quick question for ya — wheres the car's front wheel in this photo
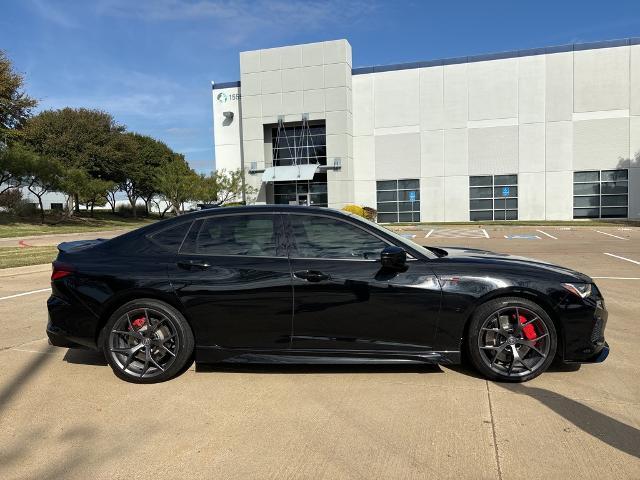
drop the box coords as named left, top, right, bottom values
left=103, top=299, right=194, bottom=383
left=467, top=297, right=557, bottom=382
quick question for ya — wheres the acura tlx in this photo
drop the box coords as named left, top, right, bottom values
left=47, top=205, right=608, bottom=383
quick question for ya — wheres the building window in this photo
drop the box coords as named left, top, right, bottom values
left=49, top=203, right=63, bottom=210
left=271, top=122, right=326, bottom=167
left=273, top=172, right=328, bottom=207
left=469, top=175, right=518, bottom=221
left=376, top=179, right=420, bottom=223
left=573, top=170, right=628, bottom=219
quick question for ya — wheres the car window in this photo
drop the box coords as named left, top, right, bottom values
left=181, top=214, right=281, bottom=257
left=289, top=214, right=388, bottom=259
left=148, top=222, right=192, bottom=252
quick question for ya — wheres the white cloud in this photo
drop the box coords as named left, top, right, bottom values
left=96, top=0, right=377, bottom=45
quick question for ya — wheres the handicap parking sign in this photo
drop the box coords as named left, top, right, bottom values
left=502, top=187, right=510, bottom=197
left=409, top=191, right=416, bottom=202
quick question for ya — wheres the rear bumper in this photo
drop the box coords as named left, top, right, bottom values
left=47, top=295, right=100, bottom=350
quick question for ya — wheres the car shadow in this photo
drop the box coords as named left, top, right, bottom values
left=495, top=382, right=640, bottom=459
left=63, top=348, right=107, bottom=366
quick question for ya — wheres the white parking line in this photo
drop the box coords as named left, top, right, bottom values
left=536, top=230, right=558, bottom=240
left=592, top=276, right=640, bottom=280
left=0, top=288, right=51, bottom=301
left=596, top=230, right=627, bottom=240
left=425, top=229, right=434, bottom=238
left=603, top=253, right=640, bottom=265
left=481, top=229, right=490, bottom=239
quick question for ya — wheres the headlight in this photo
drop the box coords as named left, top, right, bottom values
left=562, top=282, right=592, bottom=299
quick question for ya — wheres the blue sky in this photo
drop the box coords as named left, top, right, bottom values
left=2, top=0, right=639, bottom=173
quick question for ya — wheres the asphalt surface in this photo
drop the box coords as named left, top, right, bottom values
left=0, top=226, right=639, bottom=479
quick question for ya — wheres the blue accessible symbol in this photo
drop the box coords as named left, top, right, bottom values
left=409, top=191, right=416, bottom=202
left=502, top=186, right=510, bottom=197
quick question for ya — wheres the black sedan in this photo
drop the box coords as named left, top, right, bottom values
left=47, top=205, right=609, bottom=383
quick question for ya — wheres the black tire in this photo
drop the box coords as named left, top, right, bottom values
left=466, top=297, right=557, bottom=382
left=102, top=299, right=194, bottom=384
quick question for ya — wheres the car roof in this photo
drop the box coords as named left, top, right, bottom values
left=184, top=204, right=346, bottom=218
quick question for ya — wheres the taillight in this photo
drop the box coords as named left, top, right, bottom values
left=51, top=262, right=75, bottom=281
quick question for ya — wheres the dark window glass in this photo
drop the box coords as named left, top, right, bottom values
left=149, top=222, right=191, bottom=252
left=470, top=199, right=493, bottom=210
left=309, top=183, right=327, bottom=193
left=309, top=193, right=327, bottom=206
left=377, top=190, right=397, bottom=202
left=399, top=201, right=420, bottom=211
left=376, top=180, right=397, bottom=190
left=494, top=175, right=517, bottom=186
left=573, top=183, right=599, bottom=195
left=377, top=213, right=398, bottom=223
left=182, top=215, right=279, bottom=257
left=399, top=212, right=420, bottom=222
left=601, top=195, right=628, bottom=207
left=505, top=210, right=518, bottom=220
left=376, top=202, right=397, bottom=213
left=470, top=187, right=493, bottom=199
left=470, top=210, right=493, bottom=221
left=574, top=196, right=599, bottom=208
left=574, top=171, right=599, bottom=182
left=290, top=215, right=387, bottom=259
left=601, top=207, right=628, bottom=218
left=602, top=170, right=628, bottom=181
left=574, top=208, right=599, bottom=218
left=601, top=181, right=628, bottom=194
left=398, top=179, right=419, bottom=189
left=470, top=176, right=492, bottom=187
left=398, top=190, right=420, bottom=201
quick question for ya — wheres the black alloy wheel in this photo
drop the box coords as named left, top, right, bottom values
left=467, top=297, right=557, bottom=382
left=103, top=299, right=194, bottom=383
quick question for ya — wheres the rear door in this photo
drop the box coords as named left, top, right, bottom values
left=167, top=212, right=293, bottom=350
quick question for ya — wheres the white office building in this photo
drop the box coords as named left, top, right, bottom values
left=212, top=38, right=640, bottom=222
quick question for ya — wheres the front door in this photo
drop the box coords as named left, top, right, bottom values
left=285, top=213, right=441, bottom=353
left=167, top=213, right=292, bottom=352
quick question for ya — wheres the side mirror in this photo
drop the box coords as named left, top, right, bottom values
left=380, top=246, right=407, bottom=271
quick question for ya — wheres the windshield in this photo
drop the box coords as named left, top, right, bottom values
left=341, top=212, right=440, bottom=259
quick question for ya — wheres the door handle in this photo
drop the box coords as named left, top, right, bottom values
left=177, top=260, right=211, bottom=271
left=294, top=270, right=330, bottom=282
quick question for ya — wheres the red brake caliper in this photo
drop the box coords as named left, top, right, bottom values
left=129, top=317, right=146, bottom=330
left=519, top=314, right=537, bottom=340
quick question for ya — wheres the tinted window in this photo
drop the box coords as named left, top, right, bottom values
left=182, top=215, right=280, bottom=257
left=148, top=222, right=192, bottom=252
left=290, top=215, right=388, bottom=259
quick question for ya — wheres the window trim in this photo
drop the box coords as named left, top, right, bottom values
left=376, top=179, right=421, bottom=223
left=469, top=174, right=518, bottom=221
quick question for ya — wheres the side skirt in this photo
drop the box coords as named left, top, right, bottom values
left=195, top=346, right=461, bottom=365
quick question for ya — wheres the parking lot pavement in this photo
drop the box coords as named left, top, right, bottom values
left=0, top=227, right=639, bottom=479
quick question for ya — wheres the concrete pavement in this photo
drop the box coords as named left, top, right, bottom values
left=0, top=226, right=638, bottom=479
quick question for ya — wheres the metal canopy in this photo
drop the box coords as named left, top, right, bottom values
left=261, top=164, right=319, bottom=183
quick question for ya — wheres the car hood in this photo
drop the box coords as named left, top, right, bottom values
left=434, top=246, right=592, bottom=282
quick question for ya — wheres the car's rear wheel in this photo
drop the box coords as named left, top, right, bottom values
left=467, top=297, right=556, bottom=382
left=103, top=299, right=194, bottom=383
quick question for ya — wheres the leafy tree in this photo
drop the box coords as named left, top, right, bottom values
left=0, top=50, right=37, bottom=131
left=104, top=183, right=120, bottom=214
left=194, top=169, right=251, bottom=206
left=154, top=155, right=198, bottom=215
left=22, top=150, right=63, bottom=223
left=113, top=132, right=173, bottom=217
left=78, top=176, right=116, bottom=216
left=0, top=142, right=31, bottom=194
left=22, top=108, right=124, bottom=212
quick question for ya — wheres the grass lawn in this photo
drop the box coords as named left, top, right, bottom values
left=0, top=212, right=157, bottom=238
left=0, top=246, right=58, bottom=269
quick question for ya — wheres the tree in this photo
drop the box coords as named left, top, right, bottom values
left=0, top=50, right=37, bottom=131
left=194, top=169, right=250, bottom=206
left=78, top=176, right=115, bottom=216
left=104, top=183, right=120, bottom=214
left=22, top=108, right=124, bottom=212
left=22, top=150, right=63, bottom=223
left=154, top=155, right=198, bottom=215
left=0, top=142, right=31, bottom=194
left=113, top=132, right=174, bottom=218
